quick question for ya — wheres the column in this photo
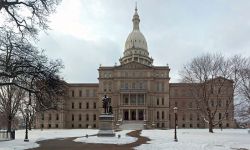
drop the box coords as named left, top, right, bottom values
left=136, top=109, right=138, bottom=120
left=128, top=109, right=131, bottom=120
left=136, top=94, right=138, bottom=105
left=144, top=94, right=146, bottom=105
left=144, top=109, right=146, bottom=121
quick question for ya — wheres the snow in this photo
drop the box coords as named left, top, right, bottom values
left=135, top=129, right=250, bottom=150
left=74, top=130, right=137, bottom=145
left=0, top=129, right=250, bottom=150
left=0, top=129, right=98, bottom=150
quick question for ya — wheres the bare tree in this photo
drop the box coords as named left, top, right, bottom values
left=180, top=54, right=242, bottom=133
left=0, top=83, right=25, bottom=131
left=0, top=29, right=65, bottom=131
left=236, top=58, right=250, bottom=123
left=0, top=0, right=61, bottom=37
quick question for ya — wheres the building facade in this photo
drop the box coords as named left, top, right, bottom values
left=35, top=7, right=235, bottom=129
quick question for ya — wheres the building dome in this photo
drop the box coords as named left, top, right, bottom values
left=120, top=6, right=153, bottom=66
left=124, top=30, right=148, bottom=52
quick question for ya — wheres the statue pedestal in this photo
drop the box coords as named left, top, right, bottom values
left=97, top=114, right=115, bottom=137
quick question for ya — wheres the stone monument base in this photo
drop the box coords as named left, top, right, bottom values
left=97, top=114, right=115, bottom=137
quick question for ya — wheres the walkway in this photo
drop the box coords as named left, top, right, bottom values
left=27, top=130, right=150, bottom=150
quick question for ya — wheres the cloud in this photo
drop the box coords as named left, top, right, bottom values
left=37, top=0, right=250, bottom=83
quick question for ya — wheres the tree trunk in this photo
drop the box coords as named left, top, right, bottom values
left=29, top=119, right=32, bottom=130
left=7, top=115, right=12, bottom=132
left=209, top=118, right=214, bottom=133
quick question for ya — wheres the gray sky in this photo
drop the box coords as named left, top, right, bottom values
left=38, top=0, right=250, bottom=83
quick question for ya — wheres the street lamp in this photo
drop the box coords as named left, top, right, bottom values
left=173, top=107, right=178, bottom=142
left=24, top=108, right=29, bottom=142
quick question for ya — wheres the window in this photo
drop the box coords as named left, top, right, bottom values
left=218, top=100, right=222, bottom=107
left=157, top=123, right=160, bottom=128
left=211, top=100, right=214, bottom=107
left=41, top=124, right=44, bottom=128
left=190, top=124, right=193, bottom=128
left=56, top=114, right=59, bottom=120
left=157, top=98, right=159, bottom=105
left=49, top=114, right=51, bottom=120
left=219, top=113, right=222, bottom=120
left=226, top=113, right=229, bottom=120
left=79, top=114, right=82, bottom=121
left=182, top=124, right=185, bottom=128
left=86, top=102, right=89, bottom=109
left=197, top=114, right=200, bottom=121
left=157, top=111, right=159, bottom=120
left=79, top=124, right=82, bottom=128
left=72, top=124, right=74, bottom=128
left=86, top=89, right=89, bottom=97
left=86, top=124, right=89, bottom=128
left=161, top=123, right=165, bottom=128
left=189, top=102, right=192, bottom=108
left=132, top=82, right=136, bottom=89
left=56, top=124, right=59, bottom=128
left=93, top=89, right=97, bottom=97
left=175, top=101, right=178, bottom=107
left=93, top=124, right=96, bottom=128
left=162, top=98, right=164, bottom=105
left=48, top=124, right=51, bottom=128
left=93, top=102, right=96, bottom=109
left=72, top=102, right=74, bottom=109
left=226, top=100, right=229, bottom=107
left=226, top=123, right=229, bottom=127
left=71, top=90, right=75, bottom=97
left=190, top=114, right=193, bottom=121
left=182, top=114, right=186, bottom=121
left=197, top=124, right=200, bottom=128
left=125, top=82, right=128, bottom=89
left=41, top=113, right=44, bottom=120
left=93, top=114, right=96, bottom=121
left=72, top=114, right=74, bottom=121
left=162, top=111, right=164, bottom=119
left=86, top=114, right=89, bottom=121
left=79, top=90, right=82, bottom=97
left=79, top=102, right=82, bottom=109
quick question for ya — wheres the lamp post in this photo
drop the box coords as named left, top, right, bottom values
left=24, top=108, right=29, bottom=142
left=173, top=107, right=178, bottom=142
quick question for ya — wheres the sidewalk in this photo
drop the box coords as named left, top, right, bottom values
left=27, top=130, right=149, bottom=150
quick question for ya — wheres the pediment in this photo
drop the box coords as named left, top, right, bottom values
left=116, top=61, right=152, bottom=69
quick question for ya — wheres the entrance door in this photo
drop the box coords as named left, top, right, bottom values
left=138, top=110, right=144, bottom=120
left=131, top=110, right=136, bottom=120
left=124, top=110, right=129, bottom=120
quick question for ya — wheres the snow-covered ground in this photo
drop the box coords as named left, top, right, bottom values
left=0, top=129, right=249, bottom=150
left=136, top=129, right=250, bottom=150
left=74, top=130, right=137, bottom=145
left=0, top=129, right=98, bottom=150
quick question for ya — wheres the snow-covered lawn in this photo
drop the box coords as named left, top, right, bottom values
left=74, top=130, right=137, bottom=145
left=0, top=129, right=249, bottom=150
left=0, top=129, right=98, bottom=150
left=136, top=129, right=250, bottom=150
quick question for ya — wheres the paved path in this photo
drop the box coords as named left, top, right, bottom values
left=27, top=130, right=149, bottom=150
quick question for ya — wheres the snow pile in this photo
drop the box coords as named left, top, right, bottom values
left=74, top=130, right=137, bottom=145
left=0, top=129, right=98, bottom=150
left=136, top=129, right=250, bottom=150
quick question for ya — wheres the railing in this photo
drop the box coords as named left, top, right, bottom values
left=120, top=88, right=147, bottom=93
left=121, top=103, right=145, bottom=106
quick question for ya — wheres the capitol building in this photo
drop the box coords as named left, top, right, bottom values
left=36, top=7, right=235, bottom=129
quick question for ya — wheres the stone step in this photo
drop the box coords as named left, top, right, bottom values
left=119, top=121, right=145, bottom=130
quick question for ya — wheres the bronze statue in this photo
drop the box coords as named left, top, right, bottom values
left=102, top=95, right=112, bottom=114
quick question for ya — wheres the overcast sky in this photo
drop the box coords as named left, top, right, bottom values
left=38, top=0, right=250, bottom=83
